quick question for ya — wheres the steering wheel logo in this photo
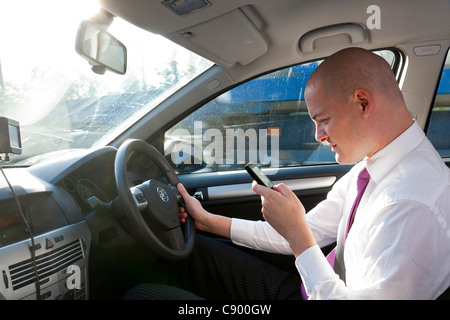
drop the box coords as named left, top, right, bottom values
left=157, top=186, right=169, bottom=202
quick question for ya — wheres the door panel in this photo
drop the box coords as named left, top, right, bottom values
left=178, top=164, right=351, bottom=222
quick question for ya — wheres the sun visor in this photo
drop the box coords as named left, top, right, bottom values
left=171, top=9, right=268, bottom=67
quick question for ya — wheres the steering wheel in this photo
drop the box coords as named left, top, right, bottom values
left=114, top=139, right=195, bottom=261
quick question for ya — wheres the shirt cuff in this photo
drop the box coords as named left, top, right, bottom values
left=230, top=218, right=292, bottom=254
left=295, top=245, right=338, bottom=297
left=230, top=218, right=254, bottom=248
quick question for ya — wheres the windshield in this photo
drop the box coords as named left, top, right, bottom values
left=0, top=0, right=213, bottom=166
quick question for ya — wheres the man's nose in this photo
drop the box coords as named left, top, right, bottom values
left=315, top=125, right=327, bottom=143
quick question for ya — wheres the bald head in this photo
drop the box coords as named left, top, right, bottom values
left=306, top=47, right=401, bottom=105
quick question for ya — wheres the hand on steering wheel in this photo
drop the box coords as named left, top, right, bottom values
left=115, top=139, right=195, bottom=261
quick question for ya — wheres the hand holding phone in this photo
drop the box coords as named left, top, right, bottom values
left=245, top=162, right=273, bottom=189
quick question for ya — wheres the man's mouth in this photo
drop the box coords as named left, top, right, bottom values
left=328, top=143, right=337, bottom=151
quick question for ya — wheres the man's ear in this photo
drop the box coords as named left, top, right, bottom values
left=354, top=89, right=372, bottom=116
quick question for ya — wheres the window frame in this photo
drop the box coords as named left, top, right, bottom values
left=425, top=47, right=450, bottom=159
left=162, top=48, right=404, bottom=175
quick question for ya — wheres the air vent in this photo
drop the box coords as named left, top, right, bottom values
left=8, top=240, right=84, bottom=291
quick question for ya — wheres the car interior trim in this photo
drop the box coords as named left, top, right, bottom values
left=207, top=176, right=337, bottom=201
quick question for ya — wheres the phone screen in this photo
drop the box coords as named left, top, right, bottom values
left=245, top=162, right=274, bottom=189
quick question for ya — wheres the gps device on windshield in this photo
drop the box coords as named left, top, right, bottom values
left=0, top=117, right=22, bottom=155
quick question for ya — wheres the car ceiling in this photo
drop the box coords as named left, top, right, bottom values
left=99, top=0, right=450, bottom=82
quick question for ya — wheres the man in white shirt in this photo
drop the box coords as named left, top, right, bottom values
left=175, top=47, right=450, bottom=299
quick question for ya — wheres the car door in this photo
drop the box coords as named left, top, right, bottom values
left=426, top=47, right=450, bottom=168
left=158, top=50, right=401, bottom=225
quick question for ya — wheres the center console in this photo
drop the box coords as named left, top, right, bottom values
left=0, top=221, right=91, bottom=300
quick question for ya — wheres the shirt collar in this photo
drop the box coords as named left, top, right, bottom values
left=364, top=121, right=425, bottom=184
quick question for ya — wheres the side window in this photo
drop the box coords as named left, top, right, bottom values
left=164, top=50, right=396, bottom=174
left=427, top=49, right=450, bottom=158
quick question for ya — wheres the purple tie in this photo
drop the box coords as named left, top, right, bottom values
left=301, top=166, right=370, bottom=299
left=344, top=167, right=370, bottom=241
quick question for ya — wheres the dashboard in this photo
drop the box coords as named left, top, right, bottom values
left=0, top=146, right=160, bottom=299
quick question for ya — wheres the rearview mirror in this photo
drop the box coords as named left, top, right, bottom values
left=75, top=20, right=127, bottom=75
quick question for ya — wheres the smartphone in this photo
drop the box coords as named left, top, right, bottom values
left=245, top=162, right=274, bottom=189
